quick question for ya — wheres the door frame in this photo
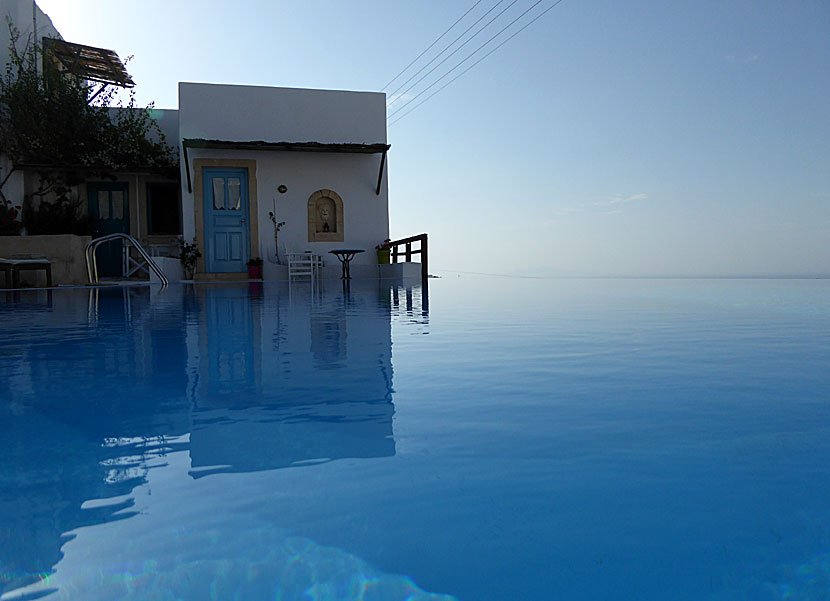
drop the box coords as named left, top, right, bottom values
left=87, top=181, right=131, bottom=277
left=193, top=159, right=259, bottom=275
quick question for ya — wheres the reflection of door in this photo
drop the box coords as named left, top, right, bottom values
left=88, top=182, right=129, bottom=277
left=203, top=168, right=249, bottom=273
left=204, top=286, right=255, bottom=397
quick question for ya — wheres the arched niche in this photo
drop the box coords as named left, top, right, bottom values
left=307, top=189, right=344, bottom=242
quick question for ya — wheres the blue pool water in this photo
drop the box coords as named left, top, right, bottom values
left=1, top=277, right=829, bottom=601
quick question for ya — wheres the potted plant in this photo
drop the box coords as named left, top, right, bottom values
left=179, top=238, right=201, bottom=280
left=247, top=257, right=264, bottom=279
left=376, top=238, right=392, bottom=264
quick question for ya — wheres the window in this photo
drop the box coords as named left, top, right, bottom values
left=147, top=183, right=181, bottom=235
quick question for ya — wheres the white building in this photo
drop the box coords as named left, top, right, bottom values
left=1, top=0, right=426, bottom=284
left=178, top=82, right=391, bottom=280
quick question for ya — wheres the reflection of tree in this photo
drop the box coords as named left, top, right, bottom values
left=0, top=287, right=191, bottom=596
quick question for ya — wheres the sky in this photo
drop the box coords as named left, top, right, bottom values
left=34, top=0, right=830, bottom=277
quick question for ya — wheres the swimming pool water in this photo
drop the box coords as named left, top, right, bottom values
left=1, top=277, right=829, bottom=600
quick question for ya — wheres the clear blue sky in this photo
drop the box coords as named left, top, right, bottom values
left=37, top=0, right=830, bottom=276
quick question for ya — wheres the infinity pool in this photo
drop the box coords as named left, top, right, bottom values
left=1, top=277, right=828, bottom=600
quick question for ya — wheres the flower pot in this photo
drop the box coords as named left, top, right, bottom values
left=247, top=265, right=263, bottom=279
left=377, top=249, right=391, bottom=264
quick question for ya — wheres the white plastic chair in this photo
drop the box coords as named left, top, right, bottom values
left=285, top=249, right=322, bottom=282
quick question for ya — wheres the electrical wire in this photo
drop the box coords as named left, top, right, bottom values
left=381, top=0, right=484, bottom=91
left=388, top=0, right=548, bottom=119
left=389, top=0, right=565, bottom=126
left=386, top=0, right=512, bottom=106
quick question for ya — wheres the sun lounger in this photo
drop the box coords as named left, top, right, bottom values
left=0, top=255, right=53, bottom=289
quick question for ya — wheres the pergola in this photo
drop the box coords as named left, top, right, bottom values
left=42, top=38, right=134, bottom=99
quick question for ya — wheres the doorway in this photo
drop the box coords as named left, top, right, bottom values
left=203, top=168, right=250, bottom=273
left=88, top=182, right=129, bottom=277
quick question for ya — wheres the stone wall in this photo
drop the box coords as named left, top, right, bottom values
left=0, top=235, right=92, bottom=287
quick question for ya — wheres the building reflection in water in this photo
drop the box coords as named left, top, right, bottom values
left=188, top=280, right=399, bottom=476
left=0, top=279, right=427, bottom=596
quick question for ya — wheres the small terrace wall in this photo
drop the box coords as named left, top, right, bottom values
left=0, top=234, right=92, bottom=286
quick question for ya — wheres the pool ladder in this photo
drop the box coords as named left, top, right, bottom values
left=85, top=233, right=169, bottom=286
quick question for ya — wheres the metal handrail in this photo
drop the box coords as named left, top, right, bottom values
left=85, top=233, right=169, bottom=286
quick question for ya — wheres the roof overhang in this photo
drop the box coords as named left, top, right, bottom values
left=181, top=138, right=391, bottom=195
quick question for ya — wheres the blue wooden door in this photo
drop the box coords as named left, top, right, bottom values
left=204, top=169, right=249, bottom=273
left=88, top=182, right=130, bottom=277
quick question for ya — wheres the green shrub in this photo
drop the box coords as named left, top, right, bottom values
left=22, top=195, right=91, bottom=235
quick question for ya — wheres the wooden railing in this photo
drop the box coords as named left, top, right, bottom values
left=389, top=233, right=428, bottom=285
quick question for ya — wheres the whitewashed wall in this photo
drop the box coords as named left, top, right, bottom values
left=0, top=0, right=62, bottom=67
left=0, top=1, right=61, bottom=208
left=178, top=82, right=386, bottom=144
left=179, top=83, right=389, bottom=275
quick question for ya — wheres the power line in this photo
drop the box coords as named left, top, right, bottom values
left=387, top=0, right=518, bottom=107
left=388, top=0, right=548, bottom=120
left=386, top=0, right=513, bottom=106
left=381, top=0, right=484, bottom=91
left=389, top=0, right=565, bottom=126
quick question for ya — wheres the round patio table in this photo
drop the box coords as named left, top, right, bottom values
left=329, top=249, right=364, bottom=280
